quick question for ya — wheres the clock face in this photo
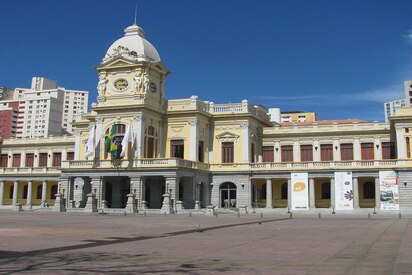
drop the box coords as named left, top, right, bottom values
left=150, top=82, right=157, bottom=93
left=113, top=78, right=129, bottom=91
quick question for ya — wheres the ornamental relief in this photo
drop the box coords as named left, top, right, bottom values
left=169, top=126, right=185, bottom=138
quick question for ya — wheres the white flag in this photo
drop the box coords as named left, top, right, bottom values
left=85, top=125, right=95, bottom=158
left=120, top=124, right=131, bottom=158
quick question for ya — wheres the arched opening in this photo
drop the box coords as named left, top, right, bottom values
left=363, top=182, right=375, bottom=199
left=23, top=184, right=28, bottom=199
left=281, top=183, right=288, bottom=200
left=50, top=184, right=58, bottom=199
left=220, top=182, right=237, bottom=208
left=144, top=126, right=158, bottom=158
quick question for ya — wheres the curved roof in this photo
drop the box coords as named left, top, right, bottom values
left=102, top=24, right=161, bottom=64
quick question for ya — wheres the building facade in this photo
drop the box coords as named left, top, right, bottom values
left=1, top=23, right=412, bottom=214
left=384, top=99, right=406, bottom=123
left=0, top=77, right=88, bottom=139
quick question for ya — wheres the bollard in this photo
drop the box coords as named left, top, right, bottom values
left=318, top=213, right=321, bottom=219
left=260, top=213, right=263, bottom=219
left=399, top=213, right=402, bottom=219
left=189, top=212, right=192, bottom=217
left=215, top=213, right=218, bottom=218
left=163, top=212, right=166, bottom=216
left=368, top=213, right=371, bottom=219
left=237, top=212, right=240, bottom=219
left=289, top=212, right=292, bottom=219
left=144, top=211, right=146, bottom=216
left=373, top=207, right=376, bottom=214
left=287, top=207, right=290, bottom=214
left=332, top=207, right=335, bottom=214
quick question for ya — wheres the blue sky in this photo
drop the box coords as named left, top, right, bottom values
left=1, top=0, right=412, bottom=121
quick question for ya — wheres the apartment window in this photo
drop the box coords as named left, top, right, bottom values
left=361, top=143, right=374, bottom=160
left=0, top=154, right=8, bottom=167
left=251, top=143, right=255, bottom=163
left=67, top=152, right=75, bottom=160
left=320, top=144, right=333, bottom=161
left=300, top=145, right=313, bottom=162
left=12, top=154, right=21, bottom=167
left=221, top=142, right=234, bottom=163
left=39, top=153, right=48, bottom=167
left=298, top=116, right=306, bottom=122
left=382, top=142, right=395, bottom=159
left=170, top=140, right=184, bottom=159
left=340, top=143, right=353, bottom=161
left=25, top=153, right=34, bottom=167
left=52, top=153, right=62, bottom=167
left=281, top=145, right=293, bottom=162
left=262, top=146, right=274, bottom=162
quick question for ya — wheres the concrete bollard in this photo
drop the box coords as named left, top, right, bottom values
left=318, top=213, right=321, bottom=219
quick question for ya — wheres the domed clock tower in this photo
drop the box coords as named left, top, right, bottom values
left=95, top=23, right=169, bottom=112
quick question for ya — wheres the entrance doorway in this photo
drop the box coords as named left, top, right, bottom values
left=220, top=182, right=237, bottom=208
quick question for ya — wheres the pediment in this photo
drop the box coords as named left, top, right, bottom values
left=103, top=58, right=136, bottom=68
left=216, top=131, right=239, bottom=142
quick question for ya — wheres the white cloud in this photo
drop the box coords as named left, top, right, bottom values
left=403, top=29, right=412, bottom=44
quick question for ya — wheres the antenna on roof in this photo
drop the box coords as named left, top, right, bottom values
left=134, top=3, right=138, bottom=25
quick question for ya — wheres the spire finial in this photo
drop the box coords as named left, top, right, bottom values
left=134, top=3, right=138, bottom=25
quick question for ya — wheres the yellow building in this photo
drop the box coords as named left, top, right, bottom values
left=280, top=111, right=318, bottom=123
left=1, top=22, right=412, bottom=214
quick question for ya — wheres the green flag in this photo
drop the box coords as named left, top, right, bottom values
left=105, top=124, right=118, bottom=159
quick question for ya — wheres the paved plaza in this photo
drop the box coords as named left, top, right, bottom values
left=0, top=211, right=411, bottom=274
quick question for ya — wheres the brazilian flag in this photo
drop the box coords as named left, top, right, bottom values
left=105, top=124, right=118, bottom=159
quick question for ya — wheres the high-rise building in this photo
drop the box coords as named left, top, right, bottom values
left=0, top=77, right=88, bottom=138
left=404, top=80, right=412, bottom=107
left=384, top=99, right=406, bottom=122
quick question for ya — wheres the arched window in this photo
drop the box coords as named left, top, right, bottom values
left=281, top=183, right=288, bottom=200
left=144, top=126, right=158, bottom=158
left=321, top=182, right=331, bottom=199
left=105, top=124, right=126, bottom=159
left=363, top=182, right=375, bottom=199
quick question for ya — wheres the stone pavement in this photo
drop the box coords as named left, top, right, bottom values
left=0, top=210, right=411, bottom=274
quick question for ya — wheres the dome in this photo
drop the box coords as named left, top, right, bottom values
left=102, top=24, right=161, bottom=64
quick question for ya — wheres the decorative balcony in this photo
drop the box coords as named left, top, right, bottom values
left=0, top=167, right=61, bottom=174
left=61, top=158, right=209, bottom=170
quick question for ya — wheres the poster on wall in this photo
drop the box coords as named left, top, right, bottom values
left=291, top=172, right=309, bottom=210
left=334, top=172, right=353, bottom=210
left=379, top=170, right=399, bottom=210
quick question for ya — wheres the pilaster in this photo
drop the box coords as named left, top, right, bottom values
left=309, top=178, right=315, bottom=209
left=266, top=178, right=272, bottom=208
left=0, top=181, right=4, bottom=206
left=12, top=181, right=18, bottom=206
left=241, top=123, right=250, bottom=162
left=353, top=177, right=359, bottom=208
left=189, top=119, right=198, bottom=161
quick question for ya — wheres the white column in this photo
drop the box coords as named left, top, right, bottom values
left=208, top=124, right=214, bottom=163
left=26, top=181, right=33, bottom=206
left=287, top=178, right=292, bottom=210
left=293, top=140, right=300, bottom=162
left=20, top=151, right=26, bottom=167
left=34, top=150, right=40, bottom=167
left=375, top=138, right=382, bottom=160
left=313, top=140, right=320, bottom=161
left=7, top=153, right=12, bottom=168
left=189, top=120, right=198, bottom=161
left=354, top=138, right=361, bottom=160
left=158, top=121, right=165, bottom=158
left=396, top=127, right=406, bottom=159
left=266, top=179, right=272, bottom=208
left=74, top=131, right=81, bottom=160
left=274, top=141, right=281, bottom=162
left=47, top=150, right=53, bottom=167
left=0, top=181, right=4, bottom=205
left=375, top=177, right=380, bottom=209
left=41, top=181, right=48, bottom=205
left=309, top=178, right=315, bottom=209
left=134, top=115, right=145, bottom=158
left=330, top=178, right=335, bottom=210
left=353, top=177, right=359, bottom=208
left=333, top=140, right=340, bottom=161
left=241, top=123, right=250, bottom=162
left=12, top=181, right=18, bottom=205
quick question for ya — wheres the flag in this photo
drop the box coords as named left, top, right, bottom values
left=120, top=124, right=131, bottom=158
left=85, top=125, right=95, bottom=158
left=105, top=124, right=118, bottom=159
